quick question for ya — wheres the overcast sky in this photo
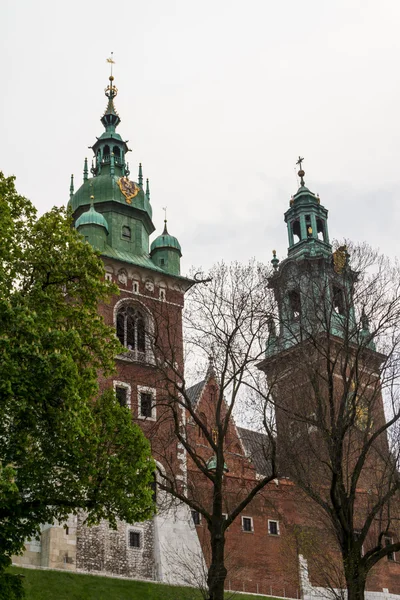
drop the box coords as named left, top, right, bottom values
left=2, top=0, right=400, bottom=274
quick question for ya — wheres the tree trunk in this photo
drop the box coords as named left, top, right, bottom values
left=345, top=557, right=366, bottom=600
left=207, top=531, right=227, bottom=600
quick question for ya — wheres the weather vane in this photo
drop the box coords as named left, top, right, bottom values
left=296, top=156, right=305, bottom=186
left=106, top=52, right=115, bottom=77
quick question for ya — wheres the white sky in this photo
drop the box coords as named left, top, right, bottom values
left=2, top=0, right=400, bottom=274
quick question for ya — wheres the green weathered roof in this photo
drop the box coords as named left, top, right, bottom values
left=70, top=174, right=153, bottom=220
left=100, top=244, right=191, bottom=283
left=150, top=222, right=182, bottom=255
left=75, top=206, right=109, bottom=232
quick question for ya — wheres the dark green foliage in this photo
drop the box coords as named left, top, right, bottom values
left=0, top=558, right=24, bottom=600
left=0, top=172, right=155, bottom=560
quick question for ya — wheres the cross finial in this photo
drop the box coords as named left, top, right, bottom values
left=296, top=156, right=306, bottom=186
left=162, top=206, right=168, bottom=234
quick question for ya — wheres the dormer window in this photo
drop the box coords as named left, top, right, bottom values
left=122, top=226, right=131, bottom=240
left=289, top=290, right=301, bottom=321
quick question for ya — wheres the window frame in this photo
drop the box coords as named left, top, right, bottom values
left=113, top=381, right=131, bottom=409
left=268, top=519, right=280, bottom=536
left=114, top=300, right=154, bottom=364
left=138, top=385, right=156, bottom=420
left=127, top=529, right=142, bottom=550
left=242, top=516, right=253, bottom=533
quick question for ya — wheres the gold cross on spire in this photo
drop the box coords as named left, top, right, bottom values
left=296, top=156, right=305, bottom=186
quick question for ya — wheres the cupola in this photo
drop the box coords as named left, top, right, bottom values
left=150, top=218, right=182, bottom=276
left=75, top=195, right=109, bottom=251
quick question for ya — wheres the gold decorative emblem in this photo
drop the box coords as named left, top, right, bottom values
left=117, top=177, right=140, bottom=203
left=333, top=245, right=348, bottom=274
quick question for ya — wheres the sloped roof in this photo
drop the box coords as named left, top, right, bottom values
left=186, top=380, right=206, bottom=406
left=237, top=427, right=273, bottom=477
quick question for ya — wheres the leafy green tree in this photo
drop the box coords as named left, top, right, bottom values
left=0, top=173, right=155, bottom=565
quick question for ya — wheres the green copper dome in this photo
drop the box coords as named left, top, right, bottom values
left=150, top=221, right=182, bottom=255
left=75, top=205, right=109, bottom=232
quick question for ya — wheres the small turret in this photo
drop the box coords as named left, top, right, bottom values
left=150, top=215, right=182, bottom=276
left=75, top=194, right=109, bottom=251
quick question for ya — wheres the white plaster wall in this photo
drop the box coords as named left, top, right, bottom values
left=154, top=501, right=207, bottom=588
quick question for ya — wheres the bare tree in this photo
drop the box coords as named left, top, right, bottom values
left=144, top=261, right=278, bottom=600
left=258, top=242, right=400, bottom=600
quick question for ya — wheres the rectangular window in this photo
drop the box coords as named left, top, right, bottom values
left=116, top=386, right=128, bottom=407
left=113, top=382, right=131, bottom=409
left=138, top=386, right=156, bottom=420
left=191, top=510, right=201, bottom=526
left=385, top=537, right=395, bottom=562
left=268, top=520, right=280, bottom=536
left=129, top=531, right=141, bottom=548
left=159, top=288, right=166, bottom=301
left=242, top=517, right=253, bottom=532
left=105, top=272, right=112, bottom=282
left=140, top=393, right=153, bottom=417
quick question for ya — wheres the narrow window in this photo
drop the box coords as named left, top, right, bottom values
left=133, top=281, right=139, bottom=294
left=160, top=258, right=165, bottom=266
left=140, top=392, right=153, bottom=418
left=116, top=386, right=128, bottom=407
left=103, top=145, right=110, bottom=162
left=316, top=218, right=325, bottom=241
left=385, top=537, right=395, bottom=562
left=65, top=527, right=69, bottom=535
left=333, top=286, right=345, bottom=315
left=113, top=146, right=121, bottom=158
left=129, top=531, right=141, bottom=548
left=191, top=510, right=201, bottom=525
left=289, top=290, right=301, bottom=321
left=242, top=517, right=253, bottom=532
left=159, top=288, right=166, bottom=301
left=268, top=520, right=280, bottom=536
left=122, top=226, right=131, bottom=239
left=305, top=214, right=312, bottom=238
left=292, top=220, right=301, bottom=243
left=105, top=273, right=112, bottom=282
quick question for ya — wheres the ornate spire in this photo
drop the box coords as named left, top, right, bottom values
left=101, top=59, right=120, bottom=130
left=146, top=178, right=150, bottom=202
left=83, top=158, right=88, bottom=182
left=138, top=163, right=143, bottom=187
left=69, top=174, right=74, bottom=200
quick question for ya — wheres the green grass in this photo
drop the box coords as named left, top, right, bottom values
left=9, top=566, right=276, bottom=600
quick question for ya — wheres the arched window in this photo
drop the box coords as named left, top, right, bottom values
left=103, top=145, right=110, bottom=162
left=116, top=305, right=146, bottom=357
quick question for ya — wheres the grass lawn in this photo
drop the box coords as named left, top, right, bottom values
left=9, top=566, right=278, bottom=600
